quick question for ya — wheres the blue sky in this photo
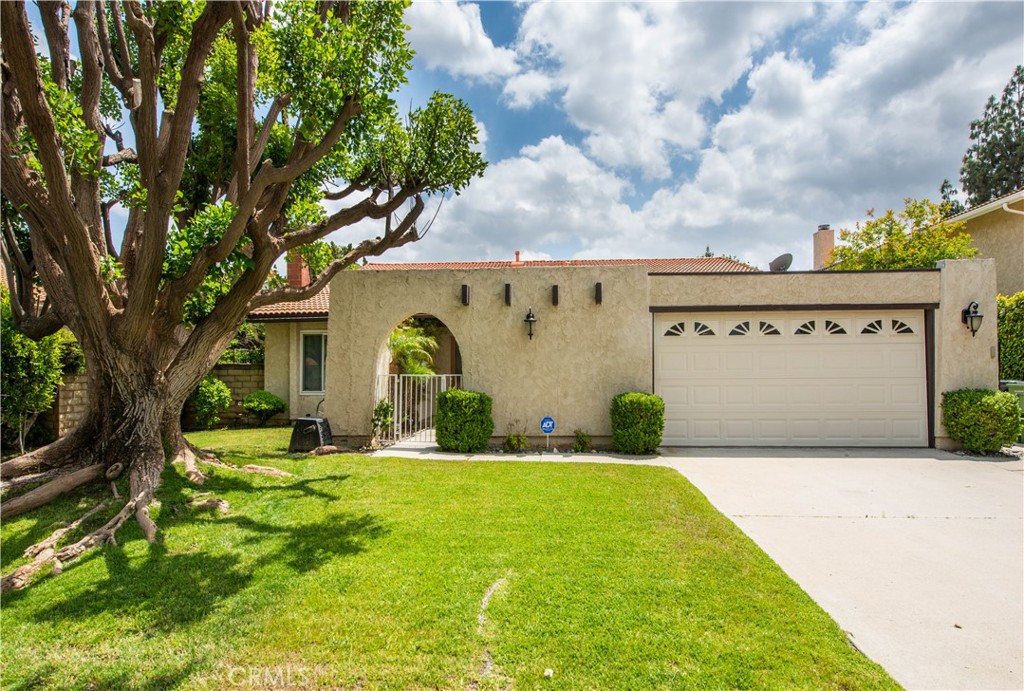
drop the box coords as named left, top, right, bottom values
left=378, top=1, right=1023, bottom=270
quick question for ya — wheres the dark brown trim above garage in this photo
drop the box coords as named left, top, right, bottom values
left=650, top=303, right=940, bottom=313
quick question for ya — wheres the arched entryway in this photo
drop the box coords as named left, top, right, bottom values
left=372, top=315, right=462, bottom=444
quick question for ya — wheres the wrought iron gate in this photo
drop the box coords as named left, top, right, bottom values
left=374, top=374, right=462, bottom=444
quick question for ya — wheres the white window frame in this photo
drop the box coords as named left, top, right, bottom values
left=300, top=331, right=327, bottom=394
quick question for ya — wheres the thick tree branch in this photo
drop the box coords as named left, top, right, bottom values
left=96, top=0, right=129, bottom=94
left=226, top=4, right=257, bottom=204
left=102, top=148, right=137, bottom=166
left=71, top=1, right=108, bottom=251
left=38, top=1, right=72, bottom=90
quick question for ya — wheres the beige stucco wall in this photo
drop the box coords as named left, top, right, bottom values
left=934, top=259, right=1000, bottom=448
left=325, top=265, right=652, bottom=444
left=963, top=199, right=1024, bottom=296
left=262, top=320, right=328, bottom=420
left=649, top=270, right=942, bottom=307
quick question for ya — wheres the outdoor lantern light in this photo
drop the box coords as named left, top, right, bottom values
left=524, top=307, right=537, bottom=340
left=961, top=301, right=983, bottom=337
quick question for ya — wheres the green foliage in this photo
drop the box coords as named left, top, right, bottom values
left=998, top=292, right=1024, bottom=380
left=960, top=65, right=1024, bottom=207
left=941, top=389, right=1022, bottom=452
left=242, top=390, right=287, bottom=426
left=219, top=322, right=265, bottom=364
left=610, top=392, right=665, bottom=455
left=189, top=376, right=233, bottom=430
left=829, top=198, right=976, bottom=270
left=388, top=322, right=438, bottom=375
left=0, top=292, right=65, bottom=451
left=503, top=433, right=529, bottom=453
left=572, top=429, right=593, bottom=453
left=436, top=389, right=493, bottom=453
left=371, top=399, right=394, bottom=441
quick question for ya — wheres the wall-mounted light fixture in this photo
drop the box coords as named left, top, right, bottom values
left=505, top=283, right=512, bottom=306
left=552, top=285, right=559, bottom=306
left=524, top=307, right=537, bottom=340
left=461, top=284, right=470, bottom=306
left=961, top=301, right=983, bottom=337
left=595, top=282, right=603, bottom=305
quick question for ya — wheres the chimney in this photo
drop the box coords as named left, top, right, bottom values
left=286, top=255, right=310, bottom=288
left=512, top=250, right=524, bottom=267
left=813, top=224, right=834, bottom=270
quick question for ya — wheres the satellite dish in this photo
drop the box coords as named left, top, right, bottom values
left=769, top=253, right=793, bottom=272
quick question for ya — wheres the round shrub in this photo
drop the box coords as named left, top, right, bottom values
left=610, top=392, right=665, bottom=454
left=190, top=376, right=232, bottom=430
left=942, top=388, right=1022, bottom=452
left=243, top=390, right=287, bottom=426
left=436, top=389, right=494, bottom=452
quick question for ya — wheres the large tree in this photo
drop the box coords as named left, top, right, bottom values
left=959, top=65, right=1024, bottom=207
left=0, top=0, right=484, bottom=550
left=827, top=198, right=976, bottom=271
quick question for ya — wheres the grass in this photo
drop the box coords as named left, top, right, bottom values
left=1, top=428, right=898, bottom=689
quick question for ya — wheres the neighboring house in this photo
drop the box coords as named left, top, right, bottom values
left=252, top=248, right=998, bottom=451
left=948, top=188, right=1024, bottom=296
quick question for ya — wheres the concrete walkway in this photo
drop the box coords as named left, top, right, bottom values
left=372, top=441, right=1024, bottom=690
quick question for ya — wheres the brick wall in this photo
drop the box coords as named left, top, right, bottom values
left=56, top=363, right=285, bottom=437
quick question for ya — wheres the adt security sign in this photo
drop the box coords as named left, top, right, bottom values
left=540, top=416, right=556, bottom=434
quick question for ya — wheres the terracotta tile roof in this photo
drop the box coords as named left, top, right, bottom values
left=248, top=285, right=331, bottom=321
left=363, top=257, right=758, bottom=273
left=946, top=187, right=1024, bottom=222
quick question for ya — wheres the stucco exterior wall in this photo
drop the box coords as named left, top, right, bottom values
left=934, top=259, right=1000, bottom=448
left=262, top=319, right=329, bottom=420
left=649, top=270, right=942, bottom=307
left=963, top=199, right=1024, bottom=296
left=325, top=265, right=652, bottom=445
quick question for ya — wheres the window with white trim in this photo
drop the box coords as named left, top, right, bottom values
left=301, top=332, right=327, bottom=393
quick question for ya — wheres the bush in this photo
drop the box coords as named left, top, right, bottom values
left=610, top=392, right=665, bottom=454
left=998, top=292, right=1024, bottom=380
left=371, top=399, right=394, bottom=443
left=190, top=376, right=232, bottom=430
left=243, top=390, right=287, bottom=426
left=941, top=388, right=1022, bottom=452
left=572, top=428, right=592, bottom=453
left=436, top=389, right=494, bottom=452
left=503, top=433, right=528, bottom=452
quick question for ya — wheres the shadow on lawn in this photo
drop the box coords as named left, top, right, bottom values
left=5, top=465, right=388, bottom=634
left=5, top=657, right=200, bottom=691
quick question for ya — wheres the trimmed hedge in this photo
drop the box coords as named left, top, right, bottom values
left=941, top=388, right=1022, bottom=452
left=191, top=376, right=232, bottom=430
left=243, top=390, right=287, bottom=426
left=436, top=389, right=494, bottom=453
left=998, top=292, right=1024, bottom=380
left=610, top=392, right=665, bottom=454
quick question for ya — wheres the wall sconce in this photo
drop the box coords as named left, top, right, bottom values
left=461, top=284, right=470, bottom=306
left=552, top=285, right=559, bottom=306
left=504, top=283, right=512, bottom=306
left=595, top=282, right=602, bottom=305
left=524, top=307, right=537, bottom=340
left=961, top=301, right=983, bottom=337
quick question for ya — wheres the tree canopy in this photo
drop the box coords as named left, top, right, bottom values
left=828, top=198, right=976, bottom=271
left=959, top=65, right=1024, bottom=207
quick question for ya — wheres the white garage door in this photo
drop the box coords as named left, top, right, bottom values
left=654, top=311, right=927, bottom=446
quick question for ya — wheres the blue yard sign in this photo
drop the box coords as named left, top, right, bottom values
left=540, top=416, right=556, bottom=434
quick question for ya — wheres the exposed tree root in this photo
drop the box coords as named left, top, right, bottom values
left=1, top=492, right=147, bottom=593
left=0, top=469, right=64, bottom=494
left=202, top=457, right=293, bottom=478
left=189, top=492, right=229, bottom=514
left=0, top=425, right=97, bottom=479
left=168, top=441, right=212, bottom=485
left=0, top=464, right=106, bottom=518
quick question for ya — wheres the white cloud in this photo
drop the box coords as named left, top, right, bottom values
left=504, top=2, right=814, bottom=178
left=406, top=1, right=517, bottom=81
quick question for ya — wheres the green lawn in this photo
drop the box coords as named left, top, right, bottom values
left=1, top=428, right=898, bottom=689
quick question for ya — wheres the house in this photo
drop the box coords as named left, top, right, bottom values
left=948, top=188, right=1024, bottom=296
left=250, top=243, right=999, bottom=451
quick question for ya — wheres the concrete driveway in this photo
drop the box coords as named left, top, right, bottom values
left=660, top=447, right=1024, bottom=691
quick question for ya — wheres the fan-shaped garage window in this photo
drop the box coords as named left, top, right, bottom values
left=892, top=320, right=914, bottom=334
left=861, top=319, right=883, bottom=334
left=825, top=320, right=847, bottom=335
left=729, top=321, right=750, bottom=336
left=664, top=322, right=686, bottom=337
left=694, top=322, right=716, bottom=336
left=794, top=320, right=816, bottom=335
left=759, top=321, right=781, bottom=336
